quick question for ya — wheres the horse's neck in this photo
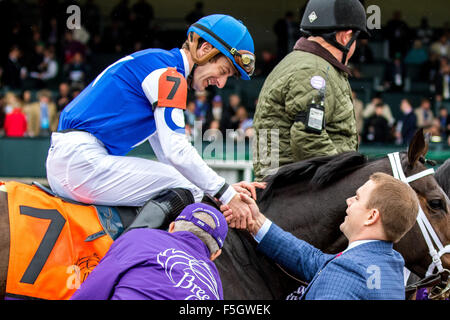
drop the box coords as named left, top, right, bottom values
left=217, top=228, right=298, bottom=299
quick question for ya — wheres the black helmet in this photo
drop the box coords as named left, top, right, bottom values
left=300, top=0, right=369, bottom=64
left=300, top=0, right=369, bottom=37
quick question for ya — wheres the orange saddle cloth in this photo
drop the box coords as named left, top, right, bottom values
left=3, top=181, right=113, bottom=300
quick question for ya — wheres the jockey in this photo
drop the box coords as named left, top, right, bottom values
left=46, top=14, right=256, bottom=229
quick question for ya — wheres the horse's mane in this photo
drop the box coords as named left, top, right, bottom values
left=258, top=151, right=368, bottom=203
left=435, top=159, right=450, bottom=196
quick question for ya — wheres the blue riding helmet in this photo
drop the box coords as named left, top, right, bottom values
left=187, top=14, right=255, bottom=80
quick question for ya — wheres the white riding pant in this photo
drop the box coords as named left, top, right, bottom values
left=46, top=131, right=203, bottom=206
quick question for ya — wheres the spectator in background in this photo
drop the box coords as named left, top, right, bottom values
left=385, top=10, right=410, bottom=59
left=221, top=93, right=241, bottom=132
left=235, top=106, right=253, bottom=141
left=363, top=95, right=395, bottom=127
left=62, top=31, right=86, bottom=64
left=404, top=39, right=428, bottom=65
left=71, top=88, right=82, bottom=99
left=21, top=90, right=33, bottom=106
left=255, top=49, right=277, bottom=77
left=206, top=95, right=223, bottom=132
left=362, top=103, right=391, bottom=144
left=273, top=11, right=298, bottom=62
left=352, top=91, right=364, bottom=138
left=435, top=57, right=450, bottom=103
left=44, top=17, right=61, bottom=50
left=185, top=2, right=205, bottom=26
left=384, top=52, right=406, bottom=92
left=29, top=46, right=59, bottom=87
left=24, top=89, right=58, bottom=137
left=352, top=39, right=374, bottom=64
left=429, top=118, right=442, bottom=141
left=4, top=92, right=20, bottom=115
left=421, top=52, right=441, bottom=93
left=194, top=90, right=209, bottom=125
left=56, top=82, right=72, bottom=113
left=430, top=34, right=450, bottom=59
left=415, top=98, right=434, bottom=129
left=65, top=52, right=88, bottom=90
left=4, top=98, right=27, bottom=137
left=2, top=45, right=26, bottom=89
left=204, top=119, right=222, bottom=143
left=21, top=88, right=34, bottom=114
left=28, top=42, right=45, bottom=81
left=396, top=99, right=417, bottom=146
left=184, top=100, right=196, bottom=129
left=438, top=107, right=450, bottom=140
left=416, top=17, right=434, bottom=46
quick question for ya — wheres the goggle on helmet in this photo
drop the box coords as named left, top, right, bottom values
left=187, top=14, right=255, bottom=80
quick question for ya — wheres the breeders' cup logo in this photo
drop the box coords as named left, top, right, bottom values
left=157, top=248, right=220, bottom=300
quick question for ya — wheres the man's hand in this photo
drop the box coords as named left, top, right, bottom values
left=221, top=193, right=266, bottom=235
left=232, top=181, right=267, bottom=200
left=223, top=193, right=253, bottom=229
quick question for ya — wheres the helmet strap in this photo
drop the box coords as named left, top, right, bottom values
left=188, top=31, right=220, bottom=66
left=187, top=63, right=197, bottom=89
left=320, top=30, right=360, bottom=64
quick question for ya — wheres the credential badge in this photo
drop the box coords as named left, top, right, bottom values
left=310, top=75, right=326, bottom=90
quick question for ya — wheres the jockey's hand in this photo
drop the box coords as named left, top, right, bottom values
left=220, top=204, right=232, bottom=223
left=224, top=194, right=254, bottom=230
left=232, top=181, right=267, bottom=200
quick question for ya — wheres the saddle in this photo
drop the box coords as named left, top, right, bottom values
left=32, top=181, right=195, bottom=240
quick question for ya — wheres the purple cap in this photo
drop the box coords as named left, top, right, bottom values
left=175, top=203, right=228, bottom=248
left=212, top=95, right=222, bottom=103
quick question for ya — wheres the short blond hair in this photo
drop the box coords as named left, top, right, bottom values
left=367, top=172, right=419, bottom=243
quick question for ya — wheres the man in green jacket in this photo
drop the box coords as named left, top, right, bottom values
left=253, top=0, right=369, bottom=180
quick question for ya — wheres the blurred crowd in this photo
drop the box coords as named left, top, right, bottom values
left=353, top=91, right=450, bottom=147
left=0, top=0, right=257, bottom=141
left=184, top=91, right=255, bottom=143
left=0, top=1, right=449, bottom=148
left=348, top=10, right=450, bottom=147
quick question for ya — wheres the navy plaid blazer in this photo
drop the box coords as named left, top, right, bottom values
left=257, top=223, right=406, bottom=300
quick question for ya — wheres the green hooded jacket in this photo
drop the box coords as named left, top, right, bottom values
left=253, top=38, right=358, bottom=181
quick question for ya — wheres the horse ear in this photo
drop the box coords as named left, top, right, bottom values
left=407, top=128, right=428, bottom=167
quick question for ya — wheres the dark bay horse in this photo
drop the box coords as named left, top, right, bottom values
left=214, top=130, right=450, bottom=299
left=0, top=130, right=449, bottom=299
left=436, top=159, right=450, bottom=199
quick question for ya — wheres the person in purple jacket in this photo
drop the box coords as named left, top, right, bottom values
left=70, top=203, right=227, bottom=300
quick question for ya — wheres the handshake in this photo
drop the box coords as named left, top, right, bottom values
left=219, top=181, right=267, bottom=235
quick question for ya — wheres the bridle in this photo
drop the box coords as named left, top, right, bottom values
left=388, top=152, right=450, bottom=299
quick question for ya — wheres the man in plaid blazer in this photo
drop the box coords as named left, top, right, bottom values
left=222, top=173, right=419, bottom=300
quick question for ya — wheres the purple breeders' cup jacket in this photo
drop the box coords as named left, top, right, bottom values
left=70, top=228, right=223, bottom=300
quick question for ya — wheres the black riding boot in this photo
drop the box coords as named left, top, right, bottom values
left=124, top=188, right=195, bottom=232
